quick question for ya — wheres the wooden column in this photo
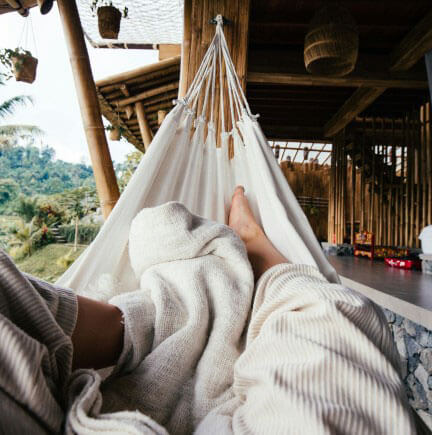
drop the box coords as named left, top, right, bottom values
left=57, top=0, right=119, bottom=219
left=427, top=103, right=432, bottom=225
left=135, top=102, right=153, bottom=151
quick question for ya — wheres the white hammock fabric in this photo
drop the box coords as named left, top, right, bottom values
left=57, top=17, right=339, bottom=295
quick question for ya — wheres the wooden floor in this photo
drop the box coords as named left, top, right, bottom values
left=327, top=256, right=432, bottom=312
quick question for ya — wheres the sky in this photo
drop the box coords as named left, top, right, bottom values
left=0, top=4, right=159, bottom=164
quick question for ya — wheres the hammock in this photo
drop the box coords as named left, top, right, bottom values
left=57, top=16, right=339, bottom=296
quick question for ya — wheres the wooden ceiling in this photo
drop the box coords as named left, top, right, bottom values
left=247, top=0, right=432, bottom=141
left=96, top=56, right=180, bottom=152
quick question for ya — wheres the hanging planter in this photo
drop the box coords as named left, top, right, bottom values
left=91, top=1, right=128, bottom=40
left=0, top=48, right=38, bottom=84
left=106, top=124, right=124, bottom=141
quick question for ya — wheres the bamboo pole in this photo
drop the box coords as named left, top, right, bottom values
left=341, top=130, right=347, bottom=243
left=158, top=110, right=167, bottom=125
left=370, top=119, right=376, bottom=234
left=57, top=0, right=119, bottom=219
left=360, top=118, right=366, bottom=231
left=427, top=103, right=432, bottom=224
left=414, top=110, right=421, bottom=247
left=401, top=126, right=406, bottom=246
left=351, top=155, right=356, bottom=244
left=390, top=119, right=395, bottom=246
left=421, top=105, right=427, bottom=229
left=135, top=102, right=153, bottom=151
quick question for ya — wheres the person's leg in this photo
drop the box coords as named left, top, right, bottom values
left=228, top=185, right=288, bottom=279
left=227, top=186, right=415, bottom=434
left=71, top=296, right=123, bottom=370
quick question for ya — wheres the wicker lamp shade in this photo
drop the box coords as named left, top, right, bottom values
left=304, top=4, right=358, bottom=77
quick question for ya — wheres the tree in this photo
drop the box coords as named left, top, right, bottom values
left=116, top=150, right=143, bottom=191
left=0, top=178, right=20, bottom=205
left=0, top=78, right=43, bottom=147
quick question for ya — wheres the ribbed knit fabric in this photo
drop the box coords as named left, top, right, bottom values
left=0, top=249, right=77, bottom=434
left=0, top=202, right=416, bottom=434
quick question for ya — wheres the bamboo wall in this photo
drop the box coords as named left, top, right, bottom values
left=328, top=102, right=432, bottom=248
left=281, top=161, right=330, bottom=241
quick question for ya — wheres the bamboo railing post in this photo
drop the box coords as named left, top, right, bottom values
left=360, top=118, right=366, bottom=231
left=390, top=119, right=395, bottom=246
left=135, top=102, right=153, bottom=151
left=370, top=118, right=376, bottom=234
left=414, top=109, right=421, bottom=248
left=426, top=102, right=432, bottom=224
left=350, top=153, right=356, bottom=244
left=341, top=131, right=347, bottom=243
left=421, top=105, right=427, bottom=229
left=57, top=0, right=120, bottom=219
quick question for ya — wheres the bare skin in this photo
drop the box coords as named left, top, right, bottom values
left=71, top=186, right=288, bottom=370
left=228, top=185, right=289, bottom=279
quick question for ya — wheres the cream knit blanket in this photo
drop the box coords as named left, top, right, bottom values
left=67, top=202, right=255, bottom=434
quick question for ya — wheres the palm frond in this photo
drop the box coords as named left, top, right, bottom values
left=0, top=95, right=34, bottom=120
left=0, top=124, right=44, bottom=138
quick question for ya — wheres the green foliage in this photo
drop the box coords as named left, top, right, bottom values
left=0, top=178, right=19, bottom=205
left=0, top=77, right=43, bottom=145
left=56, top=249, right=75, bottom=268
left=116, top=150, right=143, bottom=191
left=14, top=243, right=86, bottom=283
left=7, top=217, right=53, bottom=259
left=0, top=144, right=95, bottom=198
left=90, top=1, right=129, bottom=18
left=0, top=47, right=32, bottom=80
left=59, top=223, right=101, bottom=244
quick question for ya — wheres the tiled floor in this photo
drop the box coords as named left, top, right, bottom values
left=327, top=255, right=432, bottom=311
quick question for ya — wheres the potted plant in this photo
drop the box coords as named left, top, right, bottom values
left=105, top=124, right=124, bottom=141
left=91, top=1, right=128, bottom=40
left=0, top=48, right=38, bottom=84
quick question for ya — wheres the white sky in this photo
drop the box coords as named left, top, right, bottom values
left=0, top=4, right=159, bottom=164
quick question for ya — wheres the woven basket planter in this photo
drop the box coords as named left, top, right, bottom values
left=97, top=6, right=122, bottom=39
left=304, top=4, right=358, bottom=77
left=109, top=128, right=121, bottom=141
left=11, top=54, right=38, bottom=84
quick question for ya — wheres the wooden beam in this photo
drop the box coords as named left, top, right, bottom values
left=117, top=82, right=179, bottom=107
left=324, top=9, right=432, bottom=138
left=390, top=10, right=432, bottom=72
left=247, top=71, right=428, bottom=89
left=95, top=56, right=181, bottom=88
left=135, top=102, right=153, bottom=151
left=158, top=44, right=181, bottom=61
left=325, top=88, right=386, bottom=138
left=57, top=0, right=119, bottom=219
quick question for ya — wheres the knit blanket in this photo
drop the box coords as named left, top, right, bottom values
left=66, top=202, right=255, bottom=434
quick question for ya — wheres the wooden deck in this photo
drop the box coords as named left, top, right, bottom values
left=327, top=255, right=432, bottom=329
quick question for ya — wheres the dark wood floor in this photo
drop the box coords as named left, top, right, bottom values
left=327, top=256, right=432, bottom=311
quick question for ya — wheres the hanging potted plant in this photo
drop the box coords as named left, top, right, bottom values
left=0, top=48, right=38, bottom=84
left=105, top=124, right=124, bottom=141
left=91, top=1, right=128, bottom=40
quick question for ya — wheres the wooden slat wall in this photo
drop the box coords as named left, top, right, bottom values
left=328, top=103, right=432, bottom=248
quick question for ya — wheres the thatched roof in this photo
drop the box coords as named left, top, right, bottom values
left=96, top=55, right=180, bottom=152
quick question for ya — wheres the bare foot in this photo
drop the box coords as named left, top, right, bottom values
left=228, top=186, right=264, bottom=245
left=229, top=185, right=289, bottom=280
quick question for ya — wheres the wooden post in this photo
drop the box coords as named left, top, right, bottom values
left=57, top=0, right=119, bottom=219
left=360, top=119, right=366, bottom=231
left=350, top=155, right=356, bottom=244
left=135, top=102, right=153, bottom=151
left=158, top=110, right=167, bottom=125
left=426, top=102, right=432, bottom=225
